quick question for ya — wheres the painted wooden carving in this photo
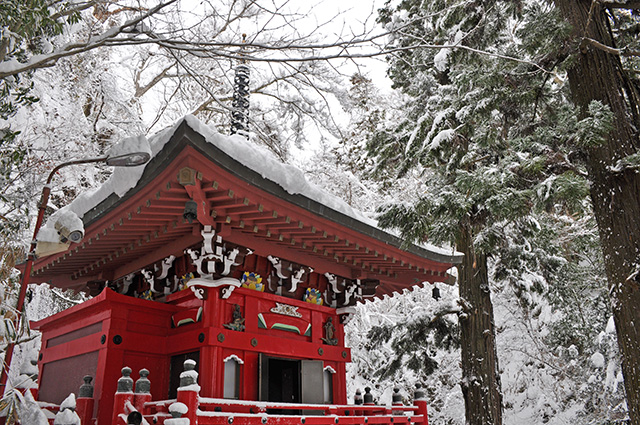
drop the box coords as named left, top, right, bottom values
left=186, top=225, right=252, bottom=279
left=257, top=312, right=312, bottom=336
left=267, top=255, right=313, bottom=293
left=187, top=277, right=242, bottom=299
left=241, top=272, right=264, bottom=292
left=303, top=288, right=324, bottom=306
left=322, top=317, right=338, bottom=345
left=223, top=304, right=245, bottom=331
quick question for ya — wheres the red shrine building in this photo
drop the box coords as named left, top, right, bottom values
left=25, top=116, right=461, bottom=425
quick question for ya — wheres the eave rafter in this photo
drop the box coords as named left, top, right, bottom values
left=29, top=141, right=456, bottom=294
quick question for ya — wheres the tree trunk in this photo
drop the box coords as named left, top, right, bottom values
left=554, top=1, right=640, bottom=423
left=457, top=222, right=502, bottom=425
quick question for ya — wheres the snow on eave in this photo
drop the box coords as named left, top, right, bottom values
left=180, top=115, right=376, bottom=227
left=223, top=354, right=244, bottom=364
left=66, top=115, right=462, bottom=265
left=324, top=365, right=337, bottom=374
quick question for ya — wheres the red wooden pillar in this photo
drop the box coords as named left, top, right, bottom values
left=111, top=367, right=134, bottom=425
left=176, top=359, right=200, bottom=424
left=200, top=281, right=221, bottom=400
left=176, top=389, right=198, bottom=424
left=413, top=385, right=428, bottom=425
left=335, top=362, right=347, bottom=404
left=97, top=312, right=128, bottom=425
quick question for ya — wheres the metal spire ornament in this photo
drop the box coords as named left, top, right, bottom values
left=231, top=34, right=250, bottom=138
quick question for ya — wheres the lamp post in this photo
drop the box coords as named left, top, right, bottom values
left=0, top=151, right=151, bottom=398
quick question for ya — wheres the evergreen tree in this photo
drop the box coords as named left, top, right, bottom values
left=368, top=1, right=608, bottom=423
left=549, top=2, right=640, bottom=422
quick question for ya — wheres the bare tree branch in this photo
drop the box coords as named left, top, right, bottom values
left=602, top=0, right=640, bottom=9
left=48, top=0, right=100, bottom=21
left=0, top=1, right=553, bottom=81
left=135, top=62, right=175, bottom=98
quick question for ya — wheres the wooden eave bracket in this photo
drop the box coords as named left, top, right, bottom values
left=179, top=167, right=215, bottom=227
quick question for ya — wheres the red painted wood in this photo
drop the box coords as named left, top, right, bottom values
left=76, top=397, right=94, bottom=425
left=177, top=386, right=198, bottom=424
left=29, top=143, right=454, bottom=294
left=35, top=285, right=358, bottom=424
left=414, top=400, right=428, bottom=425
left=134, top=393, right=151, bottom=414
left=110, top=382, right=133, bottom=424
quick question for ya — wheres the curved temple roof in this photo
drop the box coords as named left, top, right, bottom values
left=30, top=116, right=462, bottom=297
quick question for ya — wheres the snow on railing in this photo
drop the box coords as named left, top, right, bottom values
left=111, top=360, right=428, bottom=425
left=112, top=367, right=154, bottom=425
left=112, top=360, right=429, bottom=425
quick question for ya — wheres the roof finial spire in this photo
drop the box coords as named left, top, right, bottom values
left=231, top=34, right=250, bottom=139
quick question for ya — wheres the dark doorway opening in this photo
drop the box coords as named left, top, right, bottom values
left=259, top=355, right=325, bottom=415
left=268, top=358, right=301, bottom=404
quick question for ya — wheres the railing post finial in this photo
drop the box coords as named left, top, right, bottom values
left=363, top=387, right=374, bottom=405
left=354, top=388, right=363, bottom=405
left=117, top=367, right=134, bottom=393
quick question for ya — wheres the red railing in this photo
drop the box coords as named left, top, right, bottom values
left=139, top=397, right=427, bottom=425
left=110, top=361, right=429, bottom=425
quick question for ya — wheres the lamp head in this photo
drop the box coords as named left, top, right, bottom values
left=105, top=152, right=151, bottom=167
left=54, top=218, right=84, bottom=244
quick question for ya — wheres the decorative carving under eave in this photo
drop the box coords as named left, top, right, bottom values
left=187, top=277, right=242, bottom=299
left=177, top=166, right=201, bottom=186
left=137, top=255, right=180, bottom=297
left=120, top=273, right=135, bottom=295
left=241, top=272, right=264, bottom=292
left=303, top=288, right=323, bottom=305
left=186, top=225, right=252, bottom=279
left=267, top=255, right=313, bottom=293
left=157, top=255, right=176, bottom=279
left=223, top=304, right=245, bottom=332
left=323, top=275, right=380, bottom=307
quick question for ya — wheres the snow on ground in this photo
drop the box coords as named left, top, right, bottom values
left=346, top=267, right=626, bottom=425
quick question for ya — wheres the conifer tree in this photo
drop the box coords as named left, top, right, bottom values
left=369, top=1, right=603, bottom=423
left=549, top=2, right=640, bottom=422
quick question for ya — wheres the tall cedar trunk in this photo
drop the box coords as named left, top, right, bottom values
left=554, top=1, right=640, bottom=423
left=457, top=222, right=502, bottom=425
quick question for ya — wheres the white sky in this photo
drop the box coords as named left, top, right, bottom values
left=312, top=0, right=392, bottom=90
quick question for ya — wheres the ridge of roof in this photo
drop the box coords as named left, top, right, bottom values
left=71, top=116, right=462, bottom=265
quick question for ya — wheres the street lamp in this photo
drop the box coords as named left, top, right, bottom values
left=0, top=151, right=151, bottom=396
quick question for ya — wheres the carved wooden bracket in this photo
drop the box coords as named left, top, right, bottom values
left=267, top=255, right=313, bottom=293
left=185, top=225, right=251, bottom=279
left=187, top=277, right=242, bottom=299
left=179, top=167, right=215, bottom=227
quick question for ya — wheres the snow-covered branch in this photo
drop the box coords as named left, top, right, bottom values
left=0, top=0, right=178, bottom=79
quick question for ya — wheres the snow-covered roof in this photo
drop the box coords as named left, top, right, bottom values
left=45, top=115, right=461, bottom=264
left=32, top=115, right=461, bottom=292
